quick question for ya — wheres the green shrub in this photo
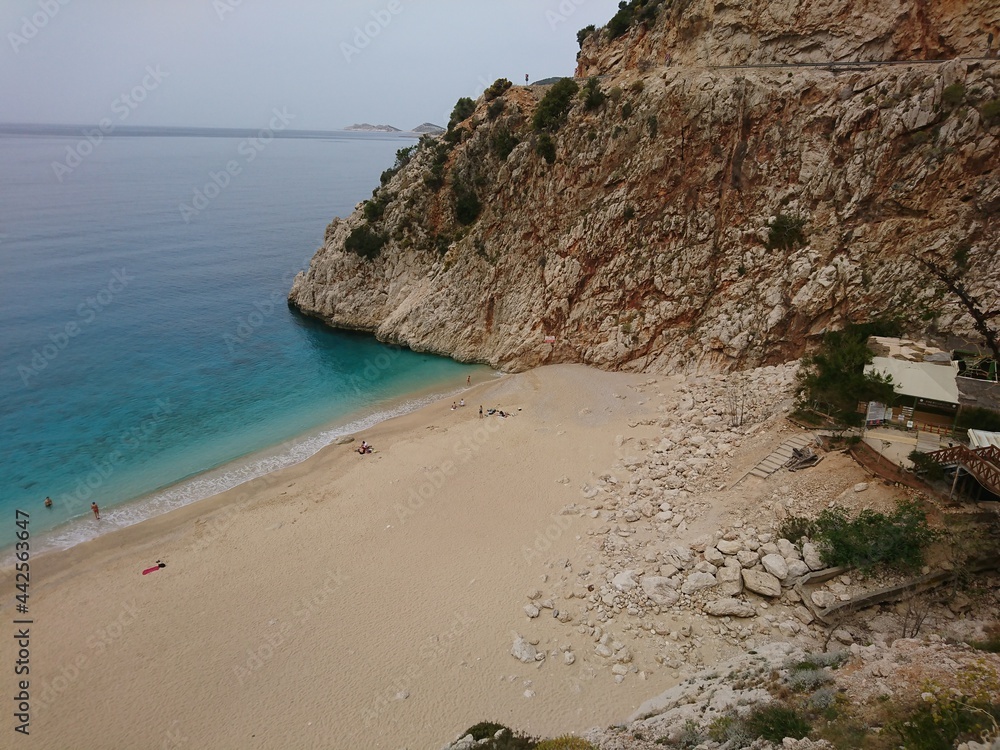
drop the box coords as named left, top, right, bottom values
left=449, top=97, right=476, bottom=129
left=812, top=499, right=939, bottom=573
left=623, top=205, right=635, bottom=221
left=344, top=225, right=386, bottom=260
left=744, top=704, right=811, bottom=743
left=607, top=0, right=665, bottom=39
left=487, top=98, right=505, bottom=120
left=363, top=190, right=394, bottom=222
left=423, top=141, right=453, bottom=190
left=766, top=213, right=807, bottom=250
left=491, top=128, right=520, bottom=160
left=464, top=722, right=508, bottom=741
left=941, top=83, right=965, bottom=108
left=621, top=101, right=633, bottom=120
left=379, top=145, right=416, bottom=185
left=788, top=668, right=834, bottom=692
left=577, top=24, right=596, bottom=48
left=452, top=180, right=482, bottom=225
left=535, top=737, right=596, bottom=750
left=581, top=76, right=606, bottom=110
left=532, top=78, right=579, bottom=131
left=484, top=78, right=513, bottom=101
left=536, top=133, right=557, bottom=163
left=982, top=98, right=1000, bottom=125
left=646, top=114, right=658, bottom=137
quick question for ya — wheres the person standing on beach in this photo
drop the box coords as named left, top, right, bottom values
left=525, top=73, right=529, bottom=84
left=479, top=405, right=483, bottom=418
left=467, top=375, right=471, bottom=386
left=91, top=502, right=100, bottom=520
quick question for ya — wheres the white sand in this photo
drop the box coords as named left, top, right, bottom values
left=11, top=365, right=683, bottom=749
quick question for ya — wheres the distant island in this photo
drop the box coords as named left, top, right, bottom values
left=343, top=122, right=445, bottom=135
left=410, top=122, right=445, bottom=134
left=343, top=123, right=402, bottom=133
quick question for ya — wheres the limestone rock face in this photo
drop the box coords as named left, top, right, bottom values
left=576, top=0, right=999, bottom=75
left=290, top=2, right=999, bottom=373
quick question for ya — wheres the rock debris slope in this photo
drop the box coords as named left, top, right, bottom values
left=290, top=1, right=999, bottom=372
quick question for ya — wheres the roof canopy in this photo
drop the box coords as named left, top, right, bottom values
left=865, top=356, right=960, bottom=405
left=969, top=429, right=1000, bottom=449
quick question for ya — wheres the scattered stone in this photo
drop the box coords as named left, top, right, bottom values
left=802, top=542, right=824, bottom=571
left=717, top=539, right=743, bottom=555
left=854, top=482, right=869, bottom=493
left=811, top=590, right=837, bottom=609
left=524, top=604, right=540, bottom=619
left=703, top=598, right=756, bottom=618
left=511, top=636, right=538, bottom=663
left=761, top=553, right=789, bottom=580
left=786, top=559, right=810, bottom=579
left=742, top=569, right=782, bottom=598
left=681, top=571, right=718, bottom=595
left=704, top=546, right=725, bottom=565
left=716, top=565, right=743, bottom=596
left=613, top=570, right=639, bottom=592
left=564, top=651, right=576, bottom=665
left=642, top=576, right=680, bottom=607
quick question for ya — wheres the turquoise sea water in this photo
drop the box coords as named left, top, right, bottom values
left=0, top=131, right=478, bottom=555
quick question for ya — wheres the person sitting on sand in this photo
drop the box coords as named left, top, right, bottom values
left=451, top=402, right=457, bottom=410
left=359, top=440, right=370, bottom=455
left=459, top=399, right=465, bottom=407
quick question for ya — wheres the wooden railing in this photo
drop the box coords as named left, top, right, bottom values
left=925, top=445, right=1000, bottom=495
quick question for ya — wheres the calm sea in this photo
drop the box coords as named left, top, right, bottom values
left=0, top=129, right=479, bottom=555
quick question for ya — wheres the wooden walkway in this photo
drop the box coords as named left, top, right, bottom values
left=926, top=444, right=1000, bottom=496
left=747, top=434, right=815, bottom=480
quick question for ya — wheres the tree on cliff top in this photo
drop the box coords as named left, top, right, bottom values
left=448, top=97, right=476, bottom=130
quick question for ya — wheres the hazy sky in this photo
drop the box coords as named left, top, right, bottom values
left=2, top=0, right=623, bottom=130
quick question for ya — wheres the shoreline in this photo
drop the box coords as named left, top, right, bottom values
left=11, top=364, right=672, bottom=749
left=3, top=368, right=495, bottom=563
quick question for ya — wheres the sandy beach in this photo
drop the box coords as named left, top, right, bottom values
left=9, top=365, right=685, bottom=749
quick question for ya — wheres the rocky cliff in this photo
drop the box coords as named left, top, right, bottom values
left=290, top=0, right=999, bottom=373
